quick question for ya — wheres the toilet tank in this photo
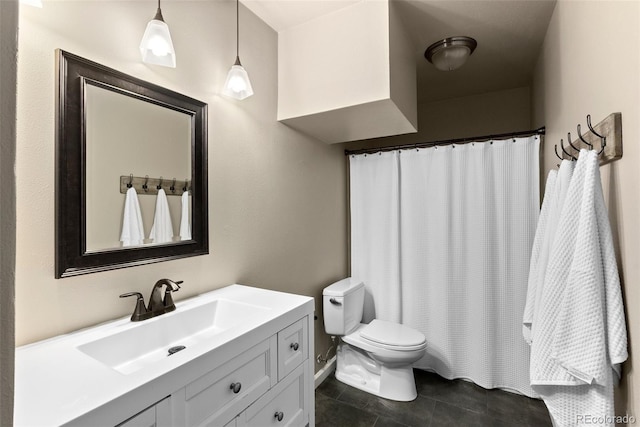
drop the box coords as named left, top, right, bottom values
left=323, top=278, right=365, bottom=335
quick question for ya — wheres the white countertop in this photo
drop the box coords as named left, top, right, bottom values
left=14, top=284, right=314, bottom=426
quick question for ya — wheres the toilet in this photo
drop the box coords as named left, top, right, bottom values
left=323, top=277, right=427, bottom=401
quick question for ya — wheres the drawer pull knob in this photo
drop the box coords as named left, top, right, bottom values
left=274, top=411, right=284, bottom=422
left=329, top=298, right=342, bottom=306
left=230, top=382, right=242, bottom=394
left=290, top=342, right=299, bottom=351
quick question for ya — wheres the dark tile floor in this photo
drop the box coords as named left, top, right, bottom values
left=315, top=369, right=553, bottom=427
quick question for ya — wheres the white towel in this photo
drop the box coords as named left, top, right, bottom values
left=523, top=160, right=574, bottom=344
left=179, top=190, right=191, bottom=240
left=149, top=188, right=174, bottom=244
left=531, top=150, right=628, bottom=425
left=523, top=169, right=556, bottom=343
left=120, top=187, right=145, bottom=247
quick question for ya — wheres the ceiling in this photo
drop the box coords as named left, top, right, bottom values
left=243, top=0, right=557, bottom=103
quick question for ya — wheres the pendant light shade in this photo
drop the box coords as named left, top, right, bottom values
left=140, top=0, right=176, bottom=68
left=222, top=0, right=253, bottom=100
left=222, top=57, right=254, bottom=100
left=425, top=36, right=477, bottom=72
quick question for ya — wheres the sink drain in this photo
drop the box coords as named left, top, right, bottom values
left=168, top=345, right=186, bottom=356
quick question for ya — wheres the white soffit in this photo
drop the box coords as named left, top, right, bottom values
left=244, top=0, right=556, bottom=103
left=242, top=0, right=361, bottom=33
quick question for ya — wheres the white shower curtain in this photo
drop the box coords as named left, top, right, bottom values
left=350, top=137, right=540, bottom=396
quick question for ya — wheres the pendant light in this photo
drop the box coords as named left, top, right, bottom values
left=425, top=36, right=477, bottom=72
left=139, top=0, right=176, bottom=68
left=222, top=0, right=253, bottom=100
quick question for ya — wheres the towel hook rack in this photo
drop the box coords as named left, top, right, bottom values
left=120, top=175, right=190, bottom=196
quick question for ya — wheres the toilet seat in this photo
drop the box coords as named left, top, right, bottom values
left=359, top=320, right=426, bottom=351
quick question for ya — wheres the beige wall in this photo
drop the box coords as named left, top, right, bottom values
left=16, top=0, right=348, bottom=378
left=344, top=86, right=531, bottom=151
left=0, top=1, right=18, bottom=425
left=531, top=0, right=639, bottom=417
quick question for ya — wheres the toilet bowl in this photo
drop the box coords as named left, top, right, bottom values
left=323, top=278, right=426, bottom=401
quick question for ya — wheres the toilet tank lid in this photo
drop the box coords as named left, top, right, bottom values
left=323, top=278, right=365, bottom=297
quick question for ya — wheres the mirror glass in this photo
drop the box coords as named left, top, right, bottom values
left=56, top=50, right=208, bottom=278
left=84, top=82, right=191, bottom=252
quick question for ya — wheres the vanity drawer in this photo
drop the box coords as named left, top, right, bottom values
left=277, top=318, right=308, bottom=381
left=116, top=396, right=171, bottom=427
left=185, top=337, right=277, bottom=427
left=242, top=363, right=308, bottom=427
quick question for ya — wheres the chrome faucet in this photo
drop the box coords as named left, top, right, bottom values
left=120, top=278, right=183, bottom=322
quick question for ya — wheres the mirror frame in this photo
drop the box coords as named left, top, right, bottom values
left=55, top=50, right=208, bottom=278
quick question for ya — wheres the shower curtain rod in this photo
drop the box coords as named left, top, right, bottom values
left=344, top=127, right=546, bottom=156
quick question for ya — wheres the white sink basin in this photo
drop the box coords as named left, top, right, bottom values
left=77, top=298, right=270, bottom=375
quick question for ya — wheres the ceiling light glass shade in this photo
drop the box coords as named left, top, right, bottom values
left=140, top=17, right=176, bottom=68
left=222, top=58, right=254, bottom=100
left=425, top=36, right=477, bottom=72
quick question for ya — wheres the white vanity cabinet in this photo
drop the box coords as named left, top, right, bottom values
left=14, top=285, right=315, bottom=427
left=179, top=317, right=311, bottom=427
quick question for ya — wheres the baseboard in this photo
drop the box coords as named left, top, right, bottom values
left=314, top=355, right=336, bottom=389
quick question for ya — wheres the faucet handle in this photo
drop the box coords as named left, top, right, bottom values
left=162, top=281, right=182, bottom=310
left=119, top=292, right=149, bottom=322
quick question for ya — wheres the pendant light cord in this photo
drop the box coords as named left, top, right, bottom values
left=236, top=0, right=240, bottom=58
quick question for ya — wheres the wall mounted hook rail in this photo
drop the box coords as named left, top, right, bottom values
left=120, top=175, right=191, bottom=196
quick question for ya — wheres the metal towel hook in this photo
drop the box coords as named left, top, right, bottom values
left=170, top=178, right=176, bottom=194
left=143, top=175, right=149, bottom=192
left=183, top=179, right=189, bottom=193
left=576, top=124, right=592, bottom=149
left=567, top=132, right=581, bottom=154
left=554, top=144, right=563, bottom=161
left=560, top=139, right=577, bottom=161
left=156, top=176, right=163, bottom=190
left=586, top=114, right=606, bottom=155
left=127, top=173, right=133, bottom=188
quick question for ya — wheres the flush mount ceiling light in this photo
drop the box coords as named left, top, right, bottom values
left=222, top=0, right=254, bottom=100
left=424, top=36, right=477, bottom=72
left=139, top=0, right=176, bottom=68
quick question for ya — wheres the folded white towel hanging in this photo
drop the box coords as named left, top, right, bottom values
left=149, top=188, right=174, bottom=244
left=179, top=190, right=191, bottom=241
left=120, top=187, right=145, bottom=247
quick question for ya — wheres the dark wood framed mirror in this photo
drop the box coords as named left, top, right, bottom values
left=55, top=50, right=208, bottom=278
